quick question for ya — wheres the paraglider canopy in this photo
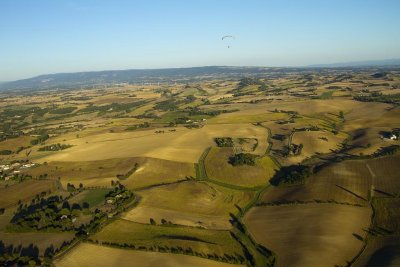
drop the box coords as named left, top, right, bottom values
left=222, top=35, right=235, bottom=48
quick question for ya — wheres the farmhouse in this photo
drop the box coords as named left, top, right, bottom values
left=381, top=132, right=398, bottom=141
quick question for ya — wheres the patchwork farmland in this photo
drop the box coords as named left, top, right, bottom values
left=0, top=67, right=399, bottom=266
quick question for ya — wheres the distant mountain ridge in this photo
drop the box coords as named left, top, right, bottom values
left=1, top=60, right=399, bottom=91
left=308, top=58, right=400, bottom=68
left=0, top=66, right=296, bottom=91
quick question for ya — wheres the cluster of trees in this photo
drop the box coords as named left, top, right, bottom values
left=11, top=195, right=86, bottom=231
left=185, top=95, right=196, bottom=103
left=1, top=106, right=49, bottom=120
left=354, top=92, right=400, bottom=105
left=149, top=218, right=174, bottom=225
left=292, top=143, right=303, bottom=155
left=49, top=106, right=77, bottom=114
left=326, top=85, right=342, bottom=90
left=30, top=134, right=49, bottom=145
left=371, top=72, right=388, bottom=78
left=214, top=137, right=234, bottom=147
left=294, top=126, right=320, bottom=132
left=282, top=143, right=303, bottom=157
left=79, top=100, right=147, bottom=114
left=2, top=173, right=33, bottom=183
left=174, top=117, right=190, bottom=124
left=236, top=77, right=267, bottom=91
left=272, top=134, right=286, bottom=141
left=66, top=182, right=83, bottom=192
left=187, top=107, right=230, bottom=117
left=133, top=112, right=159, bottom=119
left=380, top=129, right=400, bottom=139
left=0, top=238, right=75, bottom=266
left=125, top=122, right=150, bottom=131
left=0, top=129, right=24, bottom=142
left=372, top=145, right=400, bottom=157
left=269, top=164, right=312, bottom=186
left=271, top=109, right=299, bottom=115
left=38, top=143, right=72, bottom=151
left=0, top=149, right=12, bottom=155
left=225, top=78, right=268, bottom=97
left=154, top=99, right=181, bottom=111
left=229, top=153, right=257, bottom=166
left=0, top=241, right=46, bottom=266
left=105, top=184, right=134, bottom=207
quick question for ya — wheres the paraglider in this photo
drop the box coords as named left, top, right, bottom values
left=222, top=35, right=235, bottom=48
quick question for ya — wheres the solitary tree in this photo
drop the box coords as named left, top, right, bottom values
left=339, top=111, right=345, bottom=120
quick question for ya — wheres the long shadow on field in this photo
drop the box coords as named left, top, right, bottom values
left=155, top=235, right=216, bottom=244
left=373, top=189, right=394, bottom=197
left=335, top=184, right=367, bottom=201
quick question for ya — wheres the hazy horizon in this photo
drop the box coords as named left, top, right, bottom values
left=1, top=0, right=400, bottom=81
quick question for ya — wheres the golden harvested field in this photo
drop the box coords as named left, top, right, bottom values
left=92, top=219, right=242, bottom=257
left=372, top=197, right=400, bottom=233
left=204, top=147, right=277, bottom=187
left=0, top=179, right=59, bottom=208
left=30, top=124, right=267, bottom=163
left=227, top=99, right=371, bottom=116
left=366, top=155, right=400, bottom=196
left=123, top=157, right=195, bottom=190
left=263, top=154, right=400, bottom=205
left=123, top=181, right=255, bottom=229
left=291, top=130, right=346, bottom=160
left=23, top=158, right=139, bottom=180
left=262, top=158, right=373, bottom=205
left=341, top=105, right=400, bottom=155
left=23, top=157, right=195, bottom=189
left=54, top=243, right=244, bottom=267
left=207, top=109, right=287, bottom=124
left=122, top=206, right=230, bottom=229
left=244, top=204, right=371, bottom=267
left=356, top=187, right=400, bottom=267
left=0, top=135, right=33, bottom=152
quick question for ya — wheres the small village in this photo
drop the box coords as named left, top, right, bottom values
left=0, top=161, right=37, bottom=181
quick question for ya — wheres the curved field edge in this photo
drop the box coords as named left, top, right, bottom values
left=244, top=204, right=372, bottom=267
left=53, top=242, right=245, bottom=267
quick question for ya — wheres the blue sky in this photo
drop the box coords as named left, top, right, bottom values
left=1, top=0, right=400, bottom=81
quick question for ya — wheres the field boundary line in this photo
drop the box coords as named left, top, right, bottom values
left=53, top=238, right=81, bottom=260
left=256, top=200, right=365, bottom=208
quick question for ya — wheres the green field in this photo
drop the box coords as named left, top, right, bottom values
left=92, top=219, right=244, bottom=260
left=204, top=147, right=277, bottom=188
left=68, top=188, right=111, bottom=208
